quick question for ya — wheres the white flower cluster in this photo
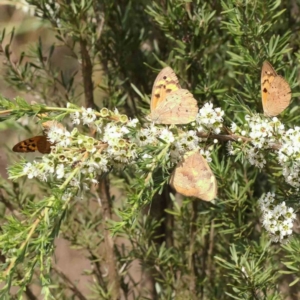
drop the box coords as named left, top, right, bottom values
left=136, top=124, right=174, bottom=147
left=278, top=127, right=300, bottom=187
left=196, top=102, right=224, bottom=134
left=259, top=192, right=296, bottom=243
left=135, top=103, right=224, bottom=165
left=246, top=148, right=266, bottom=169
left=103, top=122, right=138, bottom=165
left=231, top=115, right=300, bottom=187
left=245, top=115, right=284, bottom=149
left=21, top=108, right=139, bottom=190
left=70, top=107, right=97, bottom=126
left=170, top=130, right=200, bottom=162
left=136, top=125, right=205, bottom=164
left=230, top=115, right=284, bottom=169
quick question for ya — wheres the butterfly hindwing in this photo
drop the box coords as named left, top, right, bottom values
left=170, top=150, right=217, bottom=201
left=151, top=89, right=198, bottom=124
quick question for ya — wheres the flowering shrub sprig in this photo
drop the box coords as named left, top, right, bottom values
left=5, top=98, right=300, bottom=244
left=259, top=193, right=296, bottom=243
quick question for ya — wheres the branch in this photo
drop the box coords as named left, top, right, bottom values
left=198, top=133, right=281, bottom=150
left=97, top=177, right=120, bottom=299
left=79, top=38, right=97, bottom=109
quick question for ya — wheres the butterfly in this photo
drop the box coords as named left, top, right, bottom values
left=170, top=150, right=217, bottom=201
left=12, top=121, right=63, bottom=154
left=149, top=66, right=199, bottom=124
left=261, top=61, right=291, bottom=117
left=12, top=136, right=52, bottom=154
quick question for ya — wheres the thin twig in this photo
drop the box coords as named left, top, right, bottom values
left=87, top=248, right=107, bottom=288
left=207, top=219, right=215, bottom=284
left=188, top=200, right=198, bottom=299
left=22, top=276, right=38, bottom=300
left=52, top=265, right=88, bottom=300
left=198, top=133, right=281, bottom=150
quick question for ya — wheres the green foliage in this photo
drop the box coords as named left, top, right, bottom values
left=0, top=0, right=300, bottom=299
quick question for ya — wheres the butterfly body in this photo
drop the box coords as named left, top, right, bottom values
left=170, top=150, right=217, bottom=201
left=261, top=61, right=291, bottom=117
left=13, top=136, right=52, bottom=154
left=149, top=67, right=198, bottom=124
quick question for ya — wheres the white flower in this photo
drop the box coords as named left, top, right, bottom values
left=113, top=149, right=129, bottom=163
left=120, top=126, right=129, bottom=134
left=128, top=118, right=139, bottom=127
left=58, top=130, right=72, bottom=148
left=231, top=122, right=237, bottom=133
left=42, top=157, right=55, bottom=173
left=196, top=102, right=224, bottom=134
left=246, top=148, right=266, bottom=168
left=94, top=154, right=108, bottom=172
left=56, top=164, right=65, bottom=179
left=70, top=111, right=81, bottom=125
left=136, top=125, right=160, bottom=146
left=227, top=142, right=235, bottom=155
left=81, top=107, right=96, bottom=125
left=200, top=149, right=212, bottom=163
left=160, top=128, right=175, bottom=143
left=103, top=124, right=123, bottom=145
left=23, top=162, right=39, bottom=179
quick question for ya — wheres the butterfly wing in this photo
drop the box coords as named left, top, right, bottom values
left=13, top=136, right=52, bottom=154
left=261, top=61, right=291, bottom=116
left=150, top=67, right=181, bottom=112
left=150, top=89, right=198, bottom=124
left=170, top=150, right=217, bottom=201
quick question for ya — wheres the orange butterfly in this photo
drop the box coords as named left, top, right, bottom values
left=261, top=61, right=291, bottom=117
left=170, top=150, right=217, bottom=201
left=149, top=67, right=199, bottom=124
left=12, top=136, right=52, bottom=154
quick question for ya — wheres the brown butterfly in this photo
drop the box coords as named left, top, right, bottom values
left=170, top=150, right=217, bottom=201
left=261, top=61, right=291, bottom=117
left=12, top=120, right=64, bottom=154
left=149, top=67, right=199, bottom=124
left=12, top=136, right=52, bottom=154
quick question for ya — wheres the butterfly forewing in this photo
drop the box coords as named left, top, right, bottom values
left=150, top=67, right=181, bottom=112
left=13, top=136, right=52, bottom=154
